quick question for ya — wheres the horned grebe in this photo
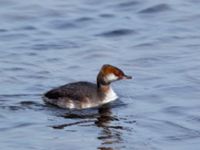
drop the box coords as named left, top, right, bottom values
left=43, top=64, right=132, bottom=109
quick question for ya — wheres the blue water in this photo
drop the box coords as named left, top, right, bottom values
left=0, top=0, right=200, bottom=149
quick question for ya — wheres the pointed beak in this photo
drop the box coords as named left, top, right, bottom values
left=122, top=75, right=132, bottom=80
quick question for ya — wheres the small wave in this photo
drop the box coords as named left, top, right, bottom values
left=166, top=131, right=200, bottom=141
left=31, top=41, right=79, bottom=50
left=14, top=25, right=37, bottom=31
left=48, top=19, right=78, bottom=30
left=0, top=29, right=7, bottom=32
left=4, top=67, right=24, bottom=71
left=97, top=29, right=136, bottom=37
left=0, top=33, right=29, bottom=41
left=20, top=101, right=43, bottom=106
left=0, top=93, right=42, bottom=98
left=0, top=122, right=35, bottom=132
left=139, top=4, right=171, bottom=14
left=162, top=106, right=186, bottom=115
left=75, top=17, right=94, bottom=22
left=51, top=120, right=94, bottom=129
left=117, top=1, right=139, bottom=8
left=134, top=42, right=155, bottom=48
left=99, top=13, right=115, bottom=18
left=129, top=57, right=164, bottom=67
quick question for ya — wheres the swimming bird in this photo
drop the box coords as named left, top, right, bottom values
left=43, top=64, right=132, bottom=109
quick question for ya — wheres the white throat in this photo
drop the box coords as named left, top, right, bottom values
left=102, top=87, right=118, bottom=104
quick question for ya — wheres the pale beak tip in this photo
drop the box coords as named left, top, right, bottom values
left=123, top=75, right=132, bottom=80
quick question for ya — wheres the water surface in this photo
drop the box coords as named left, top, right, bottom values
left=0, top=0, right=200, bottom=149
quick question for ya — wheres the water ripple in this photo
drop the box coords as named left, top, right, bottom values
left=139, top=3, right=171, bottom=14
left=13, top=25, right=37, bottom=31
left=48, top=19, right=78, bottom=30
left=75, top=17, right=94, bottom=22
left=0, top=29, right=8, bottom=32
left=97, top=29, right=136, bottom=37
left=117, top=1, right=140, bottom=8
left=0, top=0, right=200, bottom=149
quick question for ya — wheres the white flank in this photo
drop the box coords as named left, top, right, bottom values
left=102, top=87, right=118, bottom=104
left=67, top=100, right=75, bottom=109
left=106, top=73, right=118, bottom=82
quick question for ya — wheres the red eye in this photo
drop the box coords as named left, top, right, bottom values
left=115, top=71, right=124, bottom=78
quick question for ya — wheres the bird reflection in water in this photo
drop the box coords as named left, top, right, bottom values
left=51, top=105, right=123, bottom=150
left=96, top=106, right=123, bottom=150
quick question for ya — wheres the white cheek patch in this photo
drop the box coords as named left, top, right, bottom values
left=106, top=73, right=118, bottom=82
